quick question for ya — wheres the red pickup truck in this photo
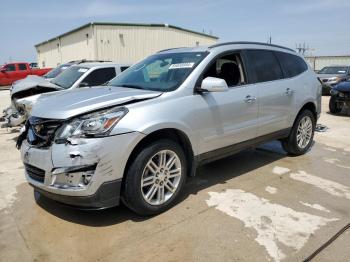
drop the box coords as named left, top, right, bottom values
left=0, top=62, right=52, bottom=86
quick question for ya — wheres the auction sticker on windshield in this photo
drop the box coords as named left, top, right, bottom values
left=169, top=62, right=195, bottom=69
left=78, top=68, right=88, bottom=73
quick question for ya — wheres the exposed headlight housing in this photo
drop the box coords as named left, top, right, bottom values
left=328, top=76, right=341, bottom=83
left=55, top=107, right=128, bottom=141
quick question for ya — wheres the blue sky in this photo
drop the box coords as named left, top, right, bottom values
left=1, top=0, right=349, bottom=64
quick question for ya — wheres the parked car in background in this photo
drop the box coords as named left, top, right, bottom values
left=329, top=81, right=350, bottom=114
left=17, top=42, right=321, bottom=215
left=317, top=65, right=350, bottom=95
left=1, top=62, right=130, bottom=127
left=0, top=62, right=52, bottom=86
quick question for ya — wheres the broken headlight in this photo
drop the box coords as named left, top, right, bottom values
left=55, top=107, right=128, bottom=140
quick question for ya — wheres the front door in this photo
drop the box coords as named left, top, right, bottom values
left=194, top=52, right=259, bottom=155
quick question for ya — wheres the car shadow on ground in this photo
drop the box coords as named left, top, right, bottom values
left=35, top=140, right=287, bottom=227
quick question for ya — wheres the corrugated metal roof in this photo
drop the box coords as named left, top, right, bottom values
left=35, top=22, right=219, bottom=47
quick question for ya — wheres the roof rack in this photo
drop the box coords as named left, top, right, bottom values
left=68, top=59, right=112, bottom=64
left=209, top=42, right=295, bottom=52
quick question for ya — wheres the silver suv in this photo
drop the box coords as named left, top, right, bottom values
left=18, top=42, right=321, bottom=215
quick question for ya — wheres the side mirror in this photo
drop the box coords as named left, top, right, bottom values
left=79, top=82, right=89, bottom=88
left=0, top=68, right=6, bottom=73
left=199, top=77, right=228, bottom=92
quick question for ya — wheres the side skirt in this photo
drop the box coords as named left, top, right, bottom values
left=196, top=128, right=291, bottom=166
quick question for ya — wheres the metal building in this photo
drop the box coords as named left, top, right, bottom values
left=305, top=55, right=350, bottom=71
left=35, top=22, right=218, bottom=68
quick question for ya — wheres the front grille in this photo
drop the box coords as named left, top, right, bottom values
left=25, top=164, right=45, bottom=183
left=26, top=117, right=63, bottom=147
left=322, top=79, right=328, bottom=83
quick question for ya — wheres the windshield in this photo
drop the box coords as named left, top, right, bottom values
left=50, top=66, right=88, bottom=89
left=44, top=64, right=71, bottom=79
left=318, top=66, right=348, bottom=74
left=108, top=52, right=207, bottom=91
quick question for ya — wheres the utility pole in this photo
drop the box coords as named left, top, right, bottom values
left=295, top=43, right=314, bottom=56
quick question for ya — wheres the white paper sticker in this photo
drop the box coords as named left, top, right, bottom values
left=169, top=62, right=195, bottom=69
left=78, top=68, right=88, bottom=73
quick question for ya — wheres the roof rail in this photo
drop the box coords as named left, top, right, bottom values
left=67, top=59, right=112, bottom=64
left=209, top=42, right=295, bottom=52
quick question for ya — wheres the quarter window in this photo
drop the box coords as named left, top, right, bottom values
left=18, top=64, right=27, bottom=71
left=275, top=51, right=308, bottom=78
left=120, top=66, right=129, bottom=72
left=245, top=50, right=283, bottom=83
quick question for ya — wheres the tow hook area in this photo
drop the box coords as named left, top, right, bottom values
left=50, top=164, right=97, bottom=189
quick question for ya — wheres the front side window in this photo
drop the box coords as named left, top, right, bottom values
left=245, top=50, right=283, bottom=83
left=18, top=64, right=27, bottom=71
left=318, top=66, right=348, bottom=74
left=50, top=66, right=88, bottom=89
left=108, top=52, right=207, bottom=92
left=82, top=67, right=116, bottom=86
left=202, top=53, right=245, bottom=86
left=275, top=52, right=308, bottom=78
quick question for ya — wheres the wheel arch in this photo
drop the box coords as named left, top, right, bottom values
left=122, top=128, right=196, bottom=189
left=294, top=101, right=317, bottom=125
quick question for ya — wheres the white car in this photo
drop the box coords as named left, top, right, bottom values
left=2, top=62, right=130, bottom=127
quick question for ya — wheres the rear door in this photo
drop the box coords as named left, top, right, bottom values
left=243, top=49, right=293, bottom=136
left=195, top=51, right=259, bottom=155
left=17, top=63, right=30, bottom=80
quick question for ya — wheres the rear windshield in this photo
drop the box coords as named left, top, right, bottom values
left=108, top=52, right=207, bottom=92
left=50, top=66, right=88, bottom=89
left=44, top=64, right=71, bottom=79
left=318, top=66, right=348, bottom=74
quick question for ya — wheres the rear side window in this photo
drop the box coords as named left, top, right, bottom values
left=18, top=64, right=27, bottom=71
left=245, top=50, right=283, bottom=83
left=83, top=67, right=116, bottom=86
left=275, top=52, right=308, bottom=78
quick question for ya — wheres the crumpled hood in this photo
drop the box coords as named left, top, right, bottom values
left=32, top=86, right=162, bottom=119
left=11, top=75, right=59, bottom=96
left=334, top=81, right=350, bottom=92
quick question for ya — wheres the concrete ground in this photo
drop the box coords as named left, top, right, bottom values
left=0, top=90, right=349, bottom=262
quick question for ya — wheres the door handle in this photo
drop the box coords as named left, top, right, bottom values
left=285, top=88, right=294, bottom=96
left=244, top=95, right=257, bottom=103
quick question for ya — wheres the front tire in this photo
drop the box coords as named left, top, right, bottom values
left=123, top=139, right=187, bottom=216
left=282, top=109, right=315, bottom=156
left=329, top=97, right=343, bottom=114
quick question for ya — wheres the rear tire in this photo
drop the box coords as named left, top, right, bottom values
left=282, top=109, right=315, bottom=156
left=123, top=139, right=187, bottom=216
left=329, top=97, right=343, bottom=114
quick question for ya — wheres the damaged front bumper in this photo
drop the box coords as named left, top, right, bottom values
left=20, top=132, right=145, bottom=209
